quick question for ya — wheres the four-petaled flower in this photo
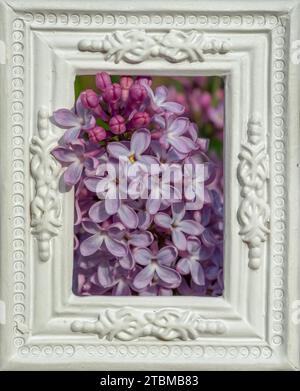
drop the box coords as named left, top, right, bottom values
left=133, top=245, right=181, bottom=290
left=80, top=221, right=127, bottom=257
left=53, top=99, right=95, bottom=143
left=155, top=203, right=203, bottom=250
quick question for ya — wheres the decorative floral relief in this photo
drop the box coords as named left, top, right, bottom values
left=237, top=114, right=270, bottom=270
left=71, top=308, right=226, bottom=341
left=78, top=30, right=231, bottom=63
left=30, top=107, right=62, bottom=261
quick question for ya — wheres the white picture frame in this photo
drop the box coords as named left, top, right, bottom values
left=0, top=0, right=300, bottom=371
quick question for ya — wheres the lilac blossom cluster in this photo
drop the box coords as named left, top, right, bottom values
left=51, top=73, right=224, bottom=296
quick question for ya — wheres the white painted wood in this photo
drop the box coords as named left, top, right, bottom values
left=0, top=0, right=299, bottom=370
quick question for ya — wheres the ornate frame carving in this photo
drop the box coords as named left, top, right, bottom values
left=0, top=0, right=299, bottom=370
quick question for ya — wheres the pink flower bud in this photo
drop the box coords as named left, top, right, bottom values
left=200, top=92, right=212, bottom=110
left=120, top=76, right=134, bottom=90
left=80, top=89, right=99, bottom=109
left=109, top=115, right=126, bottom=135
left=120, top=76, right=134, bottom=102
left=88, top=126, right=107, bottom=143
left=129, top=84, right=147, bottom=102
left=103, top=83, right=121, bottom=103
left=131, top=112, right=150, bottom=128
left=96, top=72, right=112, bottom=90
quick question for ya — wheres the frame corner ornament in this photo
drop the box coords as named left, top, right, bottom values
left=30, top=107, right=62, bottom=262
left=78, top=29, right=231, bottom=64
left=237, top=113, right=270, bottom=270
left=70, top=308, right=226, bottom=341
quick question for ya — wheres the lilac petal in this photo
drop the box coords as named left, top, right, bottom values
left=157, top=246, right=178, bottom=265
left=161, top=101, right=184, bottom=114
left=179, top=220, right=204, bottom=235
left=169, top=136, right=196, bottom=154
left=137, top=210, right=152, bottom=230
left=199, top=245, right=215, bottom=261
left=200, top=206, right=211, bottom=226
left=201, top=229, right=217, bottom=247
left=75, top=98, right=85, bottom=117
left=154, top=86, right=168, bottom=103
left=81, top=221, right=101, bottom=234
left=129, top=231, right=153, bottom=247
left=52, top=147, right=76, bottom=163
left=84, top=157, right=99, bottom=171
left=71, top=142, right=84, bottom=155
left=118, top=204, right=138, bottom=229
left=131, top=129, right=151, bottom=156
left=63, top=161, right=83, bottom=186
left=153, top=114, right=166, bottom=128
left=134, top=247, right=152, bottom=266
left=176, top=258, right=190, bottom=275
left=82, top=114, right=96, bottom=130
left=156, top=265, right=181, bottom=288
left=80, top=234, right=103, bottom=256
left=172, top=229, right=187, bottom=251
left=84, top=177, right=101, bottom=193
left=139, top=155, right=159, bottom=165
left=169, top=117, right=188, bottom=135
left=53, top=109, right=80, bottom=127
left=104, top=237, right=127, bottom=257
left=141, top=81, right=155, bottom=102
left=154, top=212, right=172, bottom=229
left=133, top=264, right=155, bottom=290
left=113, top=281, right=131, bottom=296
left=105, top=196, right=120, bottom=215
left=190, top=261, right=205, bottom=286
left=146, top=198, right=161, bottom=215
left=187, top=237, right=201, bottom=254
left=206, top=265, right=219, bottom=281
left=63, top=127, right=81, bottom=143
left=172, top=202, right=185, bottom=222
left=97, top=260, right=114, bottom=287
left=119, top=251, right=135, bottom=270
left=89, top=200, right=110, bottom=223
left=107, top=142, right=129, bottom=159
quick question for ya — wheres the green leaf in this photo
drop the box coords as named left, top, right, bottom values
left=96, top=118, right=110, bottom=130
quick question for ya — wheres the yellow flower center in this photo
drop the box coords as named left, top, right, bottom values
left=128, top=154, right=136, bottom=163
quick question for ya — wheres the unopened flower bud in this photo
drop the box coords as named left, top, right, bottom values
left=120, top=76, right=134, bottom=102
left=88, top=126, right=107, bottom=143
left=95, top=72, right=112, bottom=90
left=109, top=115, right=126, bottom=134
left=120, top=76, right=134, bottom=90
left=80, top=89, right=99, bottom=109
left=131, top=112, right=150, bottom=128
left=129, top=84, right=147, bottom=102
left=103, top=83, right=121, bottom=103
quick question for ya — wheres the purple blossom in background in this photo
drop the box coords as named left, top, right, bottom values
left=51, top=73, right=224, bottom=296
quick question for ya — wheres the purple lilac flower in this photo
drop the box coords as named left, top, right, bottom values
left=155, top=203, right=203, bottom=250
left=52, top=141, right=98, bottom=186
left=80, top=221, right=127, bottom=258
left=53, top=99, right=96, bottom=143
left=133, top=245, right=181, bottom=290
left=142, top=81, right=184, bottom=114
